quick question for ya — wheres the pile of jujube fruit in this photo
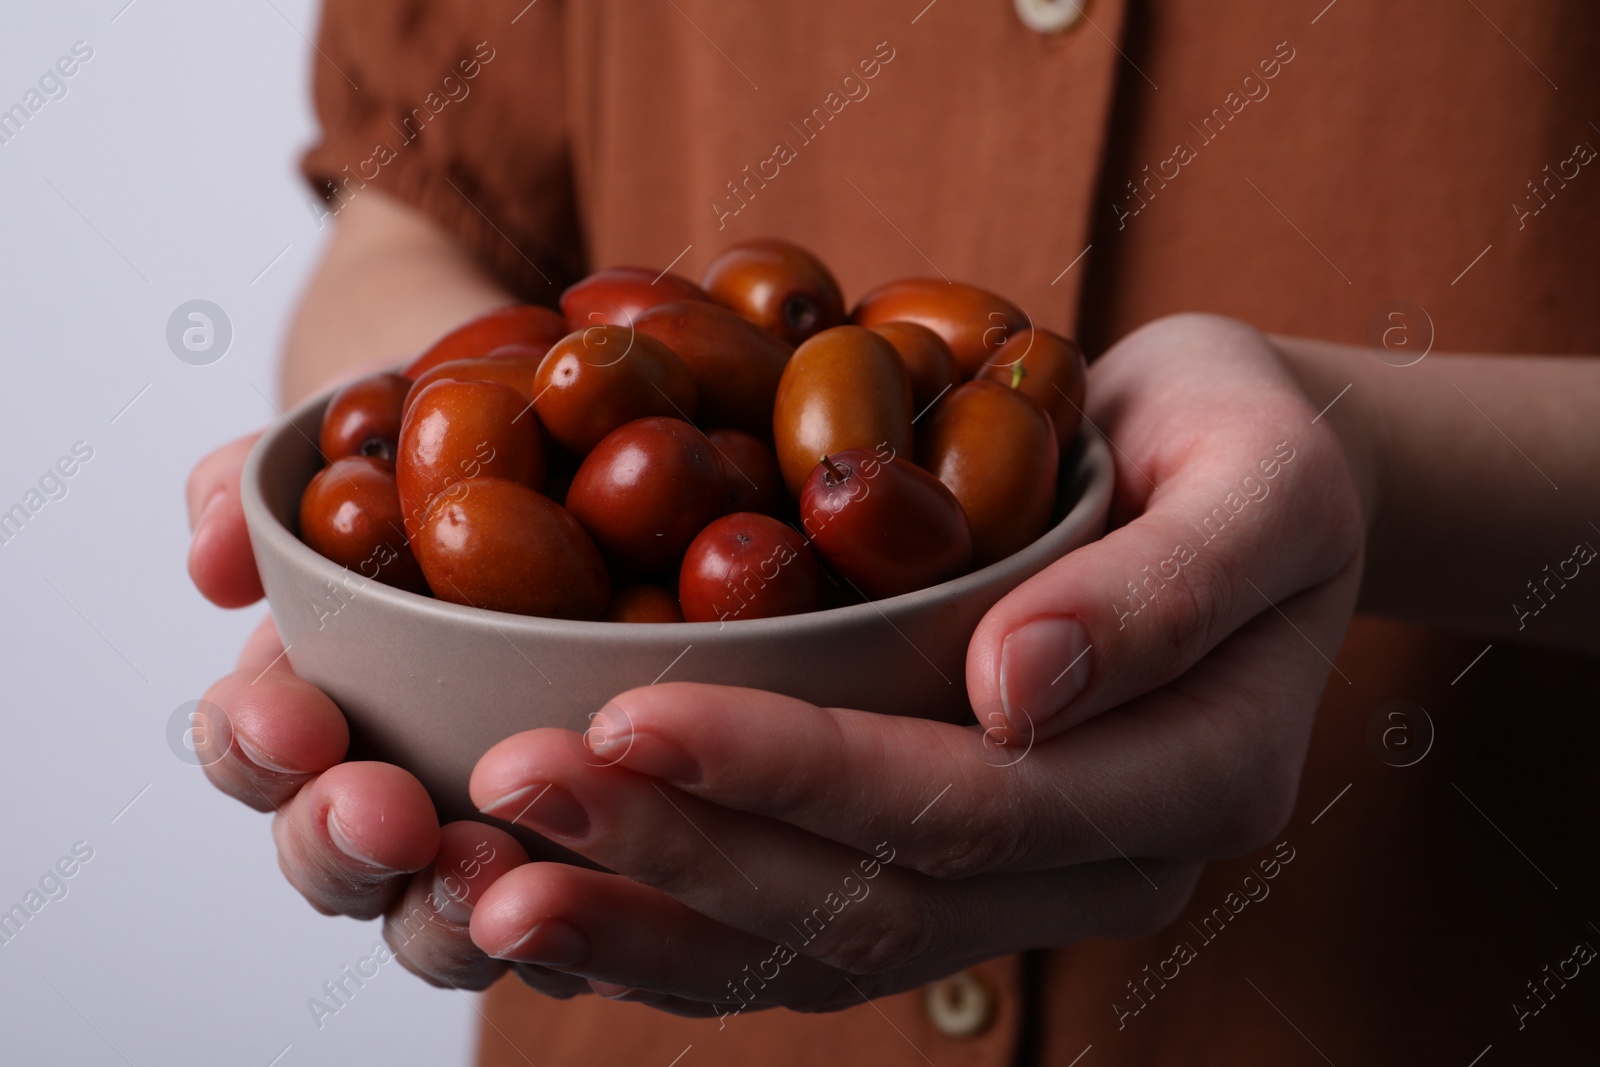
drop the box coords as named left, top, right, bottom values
left=297, top=239, right=1086, bottom=624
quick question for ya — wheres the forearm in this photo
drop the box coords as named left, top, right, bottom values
left=1276, top=335, right=1600, bottom=650
left=281, top=190, right=516, bottom=405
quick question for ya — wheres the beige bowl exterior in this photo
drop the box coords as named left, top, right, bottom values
left=241, top=389, right=1112, bottom=845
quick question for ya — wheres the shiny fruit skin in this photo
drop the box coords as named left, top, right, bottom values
left=867, top=321, right=960, bottom=414
left=976, top=328, right=1087, bottom=448
left=603, top=584, right=685, bottom=623
left=414, top=477, right=609, bottom=619
left=851, top=278, right=1028, bottom=377
left=565, top=417, right=727, bottom=575
left=633, top=301, right=792, bottom=438
left=699, top=238, right=845, bottom=346
left=298, top=456, right=428, bottom=593
left=396, top=379, right=544, bottom=540
left=532, top=326, right=697, bottom=454
left=706, top=428, right=785, bottom=517
left=560, top=267, right=711, bottom=329
left=917, top=381, right=1058, bottom=567
left=799, top=446, right=972, bottom=600
left=771, top=325, right=914, bottom=497
left=404, top=304, right=567, bottom=379
left=320, top=372, right=411, bottom=464
left=678, top=513, right=828, bottom=622
left=402, top=348, right=546, bottom=417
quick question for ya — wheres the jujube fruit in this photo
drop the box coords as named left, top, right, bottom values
left=603, top=584, right=685, bottom=623
left=976, top=328, right=1087, bottom=448
left=700, top=238, right=844, bottom=346
left=404, top=304, right=567, bottom=379
left=706, top=428, right=785, bottom=517
left=867, top=321, right=960, bottom=414
left=918, top=380, right=1058, bottom=567
left=851, top=278, right=1028, bottom=377
left=799, top=447, right=972, bottom=600
left=633, top=301, right=792, bottom=439
left=320, top=372, right=411, bottom=464
left=532, top=326, right=697, bottom=454
left=396, top=379, right=544, bottom=539
left=560, top=267, right=711, bottom=329
left=678, top=513, right=828, bottom=622
left=414, top=477, right=609, bottom=619
left=565, top=417, right=727, bottom=575
left=772, top=325, right=913, bottom=497
left=298, top=456, right=428, bottom=594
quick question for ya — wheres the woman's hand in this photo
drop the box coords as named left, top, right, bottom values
left=186, top=433, right=580, bottom=996
left=462, top=313, right=1371, bottom=1014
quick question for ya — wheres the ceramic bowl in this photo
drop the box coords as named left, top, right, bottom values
left=241, top=388, right=1112, bottom=843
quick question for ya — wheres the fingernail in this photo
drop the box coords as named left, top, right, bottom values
left=599, top=731, right=699, bottom=784
left=325, top=808, right=396, bottom=870
left=235, top=732, right=309, bottom=776
left=495, top=917, right=588, bottom=966
left=1000, top=616, right=1091, bottom=732
left=431, top=869, right=474, bottom=925
left=478, top=782, right=588, bottom=838
left=191, top=489, right=226, bottom=536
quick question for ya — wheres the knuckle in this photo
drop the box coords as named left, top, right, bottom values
left=1210, top=762, right=1299, bottom=857
left=811, top=904, right=935, bottom=976
left=907, top=811, right=1030, bottom=880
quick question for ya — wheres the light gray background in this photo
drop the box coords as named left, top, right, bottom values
left=0, top=2, right=477, bottom=1062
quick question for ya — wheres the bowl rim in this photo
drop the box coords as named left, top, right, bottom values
left=241, top=384, right=1114, bottom=639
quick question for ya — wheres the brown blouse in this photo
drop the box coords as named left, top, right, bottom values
left=302, top=2, right=1600, bottom=1064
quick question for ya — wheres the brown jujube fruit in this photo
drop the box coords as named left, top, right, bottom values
left=800, top=447, right=972, bottom=600
left=851, top=278, right=1028, bottom=377
left=414, top=477, right=609, bottom=619
left=565, top=417, right=727, bottom=575
left=404, top=304, right=567, bottom=379
left=867, top=321, right=960, bottom=414
left=699, top=238, right=845, bottom=346
left=603, top=584, right=685, bottom=623
left=402, top=348, right=546, bottom=417
left=678, top=513, right=828, bottom=623
left=532, top=326, right=697, bottom=454
left=771, top=325, right=914, bottom=497
left=918, top=380, right=1058, bottom=567
left=396, top=379, right=544, bottom=540
left=633, top=301, right=792, bottom=438
left=298, top=456, right=428, bottom=594
left=976, top=328, right=1087, bottom=448
left=560, top=267, right=711, bottom=329
left=706, top=428, right=785, bottom=517
left=320, top=372, right=411, bottom=464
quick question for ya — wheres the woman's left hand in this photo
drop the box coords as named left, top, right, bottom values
left=464, top=313, right=1370, bottom=1016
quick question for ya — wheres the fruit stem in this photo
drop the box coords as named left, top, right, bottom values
left=820, top=454, right=847, bottom=485
left=1010, top=361, right=1028, bottom=390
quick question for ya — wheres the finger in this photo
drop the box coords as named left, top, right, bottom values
left=589, top=563, right=1354, bottom=878
left=235, top=613, right=291, bottom=676
left=968, top=318, right=1364, bottom=741
left=273, top=761, right=440, bottom=919
left=382, top=822, right=530, bottom=991
left=471, top=861, right=844, bottom=1013
left=199, top=668, right=349, bottom=812
left=471, top=727, right=1204, bottom=981
left=473, top=847, right=1198, bottom=1009
left=187, top=433, right=266, bottom=608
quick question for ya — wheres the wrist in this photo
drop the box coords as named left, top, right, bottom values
left=1270, top=334, right=1390, bottom=539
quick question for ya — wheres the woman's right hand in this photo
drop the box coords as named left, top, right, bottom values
left=185, top=432, right=582, bottom=996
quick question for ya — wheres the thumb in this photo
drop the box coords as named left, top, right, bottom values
left=966, top=432, right=1358, bottom=743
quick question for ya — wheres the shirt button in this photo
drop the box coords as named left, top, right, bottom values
left=1014, top=0, right=1087, bottom=34
left=923, top=969, right=995, bottom=1038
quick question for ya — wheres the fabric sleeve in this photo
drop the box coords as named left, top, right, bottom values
left=299, top=0, right=584, bottom=300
